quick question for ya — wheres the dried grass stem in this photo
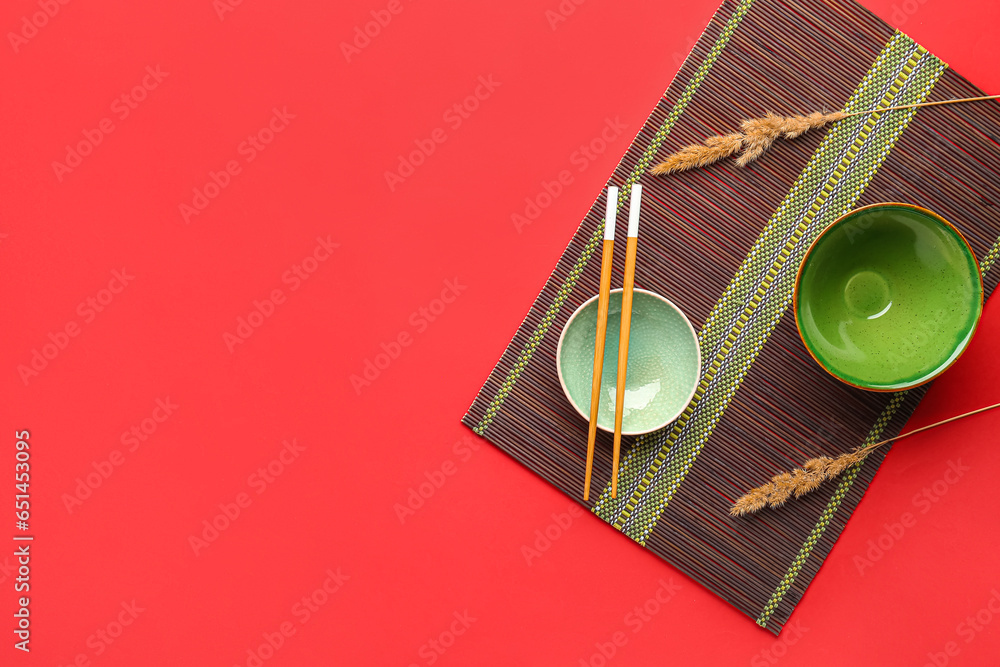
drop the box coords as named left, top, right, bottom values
left=730, top=401, right=1000, bottom=516
left=650, top=112, right=845, bottom=174
left=651, top=94, right=1000, bottom=176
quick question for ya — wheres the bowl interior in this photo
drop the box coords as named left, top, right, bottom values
left=557, top=289, right=701, bottom=435
left=795, top=204, right=982, bottom=391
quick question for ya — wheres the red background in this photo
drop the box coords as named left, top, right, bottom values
left=2, top=0, right=999, bottom=664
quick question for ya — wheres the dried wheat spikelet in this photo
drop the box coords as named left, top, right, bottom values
left=649, top=132, right=743, bottom=174
left=650, top=111, right=846, bottom=175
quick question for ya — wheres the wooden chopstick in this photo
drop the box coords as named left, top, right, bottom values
left=583, top=186, right=618, bottom=501
left=611, top=184, right=642, bottom=498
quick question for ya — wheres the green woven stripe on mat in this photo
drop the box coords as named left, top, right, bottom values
left=982, top=235, right=1000, bottom=273
left=757, top=229, right=1000, bottom=628
left=756, top=392, right=908, bottom=627
left=472, top=0, right=756, bottom=436
left=600, top=36, right=947, bottom=543
left=593, top=33, right=924, bottom=523
left=592, top=430, right=660, bottom=518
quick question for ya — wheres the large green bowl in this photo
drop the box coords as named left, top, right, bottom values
left=794, top=203, right=983, bottom=392
left=556, top=288, right=701, bottom=435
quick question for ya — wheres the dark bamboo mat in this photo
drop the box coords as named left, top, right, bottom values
left=463, top=0, right=1000, bottom=634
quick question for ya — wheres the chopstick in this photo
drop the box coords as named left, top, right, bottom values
left=583, top=186, right=618, bottom=501
left=611, top=184, right=642, bottom=498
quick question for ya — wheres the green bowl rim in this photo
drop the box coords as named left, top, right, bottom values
left=792, top=202, right=985, bottom=392
left=555, top=287, right=702, bottom=435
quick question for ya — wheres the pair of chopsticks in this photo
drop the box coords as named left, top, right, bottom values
left=583, top=183, right=642, bottom=501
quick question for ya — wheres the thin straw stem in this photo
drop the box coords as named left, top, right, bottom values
left=854, top=400, right=1000, bottom=458
left=841, top=94, right=1000, bottom=117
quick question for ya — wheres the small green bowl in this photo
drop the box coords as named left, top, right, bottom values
left=794, top=203, right=983, bottom=392
left=556, top=288, right=701, bottom=435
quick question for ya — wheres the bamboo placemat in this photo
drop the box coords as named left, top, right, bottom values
left=463, top=0, right=1000, bottom=634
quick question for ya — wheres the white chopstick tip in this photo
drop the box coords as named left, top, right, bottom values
left=604, top=186, right=618, bottom=241
left=627, top=184, right=642, bottom=237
